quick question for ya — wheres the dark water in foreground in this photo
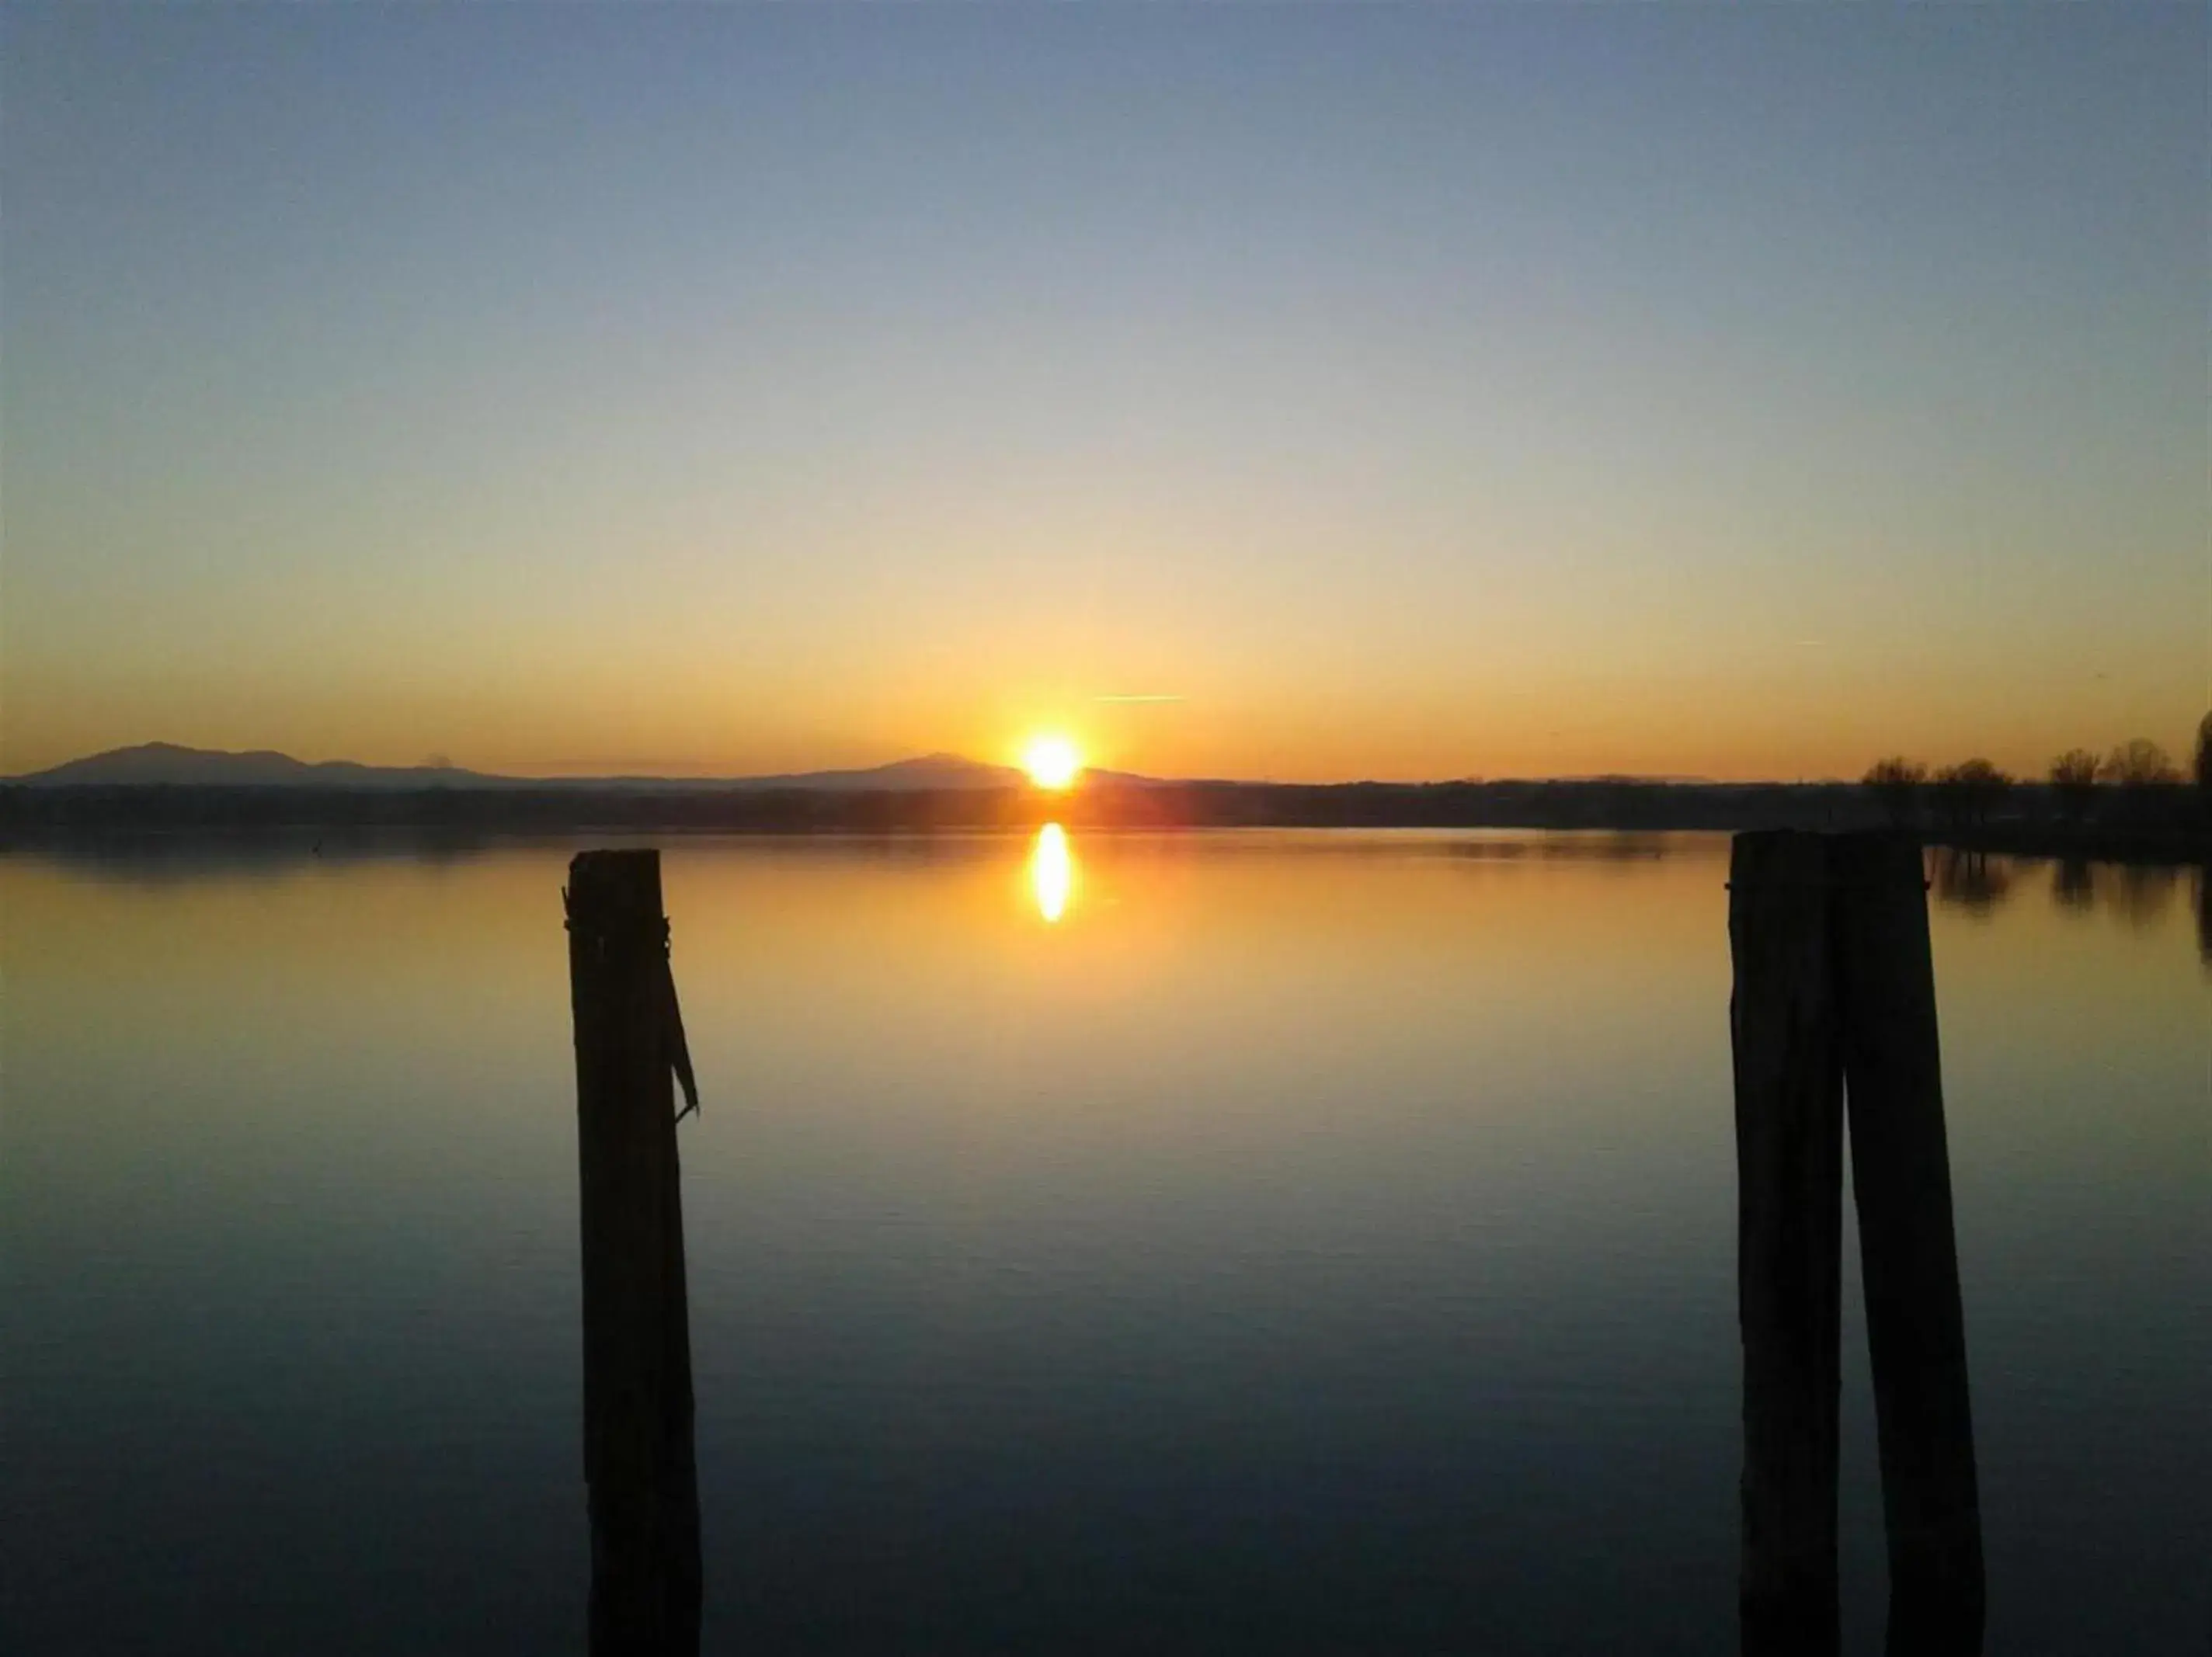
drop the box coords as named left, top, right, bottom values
left=3, top=832, right=2206, bottom=1654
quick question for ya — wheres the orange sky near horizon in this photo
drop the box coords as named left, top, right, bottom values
left=3, top=9, right=2204, bottom=788
left=5, top=649, right=2200, bottom=786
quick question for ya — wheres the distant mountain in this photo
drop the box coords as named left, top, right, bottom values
left=5, top=742, right=1041, bottom=792
left=713, top=752, right=1025, bottom=793
left=10, top=742, right=506, bottom=790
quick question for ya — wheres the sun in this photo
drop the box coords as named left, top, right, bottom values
left=1021, top=733, right=1083, bottom=790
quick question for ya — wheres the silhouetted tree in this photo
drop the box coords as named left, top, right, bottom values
left=2194, top=712, right=2211, bottom=791
left=2048, top=749, right=2100, bottom=824
left=1862, top=756, right=1927, bottom=826
left=2099, top=738, right=2178, bottom=786
left=1931, top=758, right=2010, bottom=830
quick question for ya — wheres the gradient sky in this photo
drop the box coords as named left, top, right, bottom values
left=4, top=5, right=2204, bottom=782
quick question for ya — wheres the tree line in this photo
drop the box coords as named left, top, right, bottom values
left=1862, top=713, right=2212, bottom=830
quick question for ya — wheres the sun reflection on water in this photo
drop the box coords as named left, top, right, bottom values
left=1031, top=822, right=1073, bottom=923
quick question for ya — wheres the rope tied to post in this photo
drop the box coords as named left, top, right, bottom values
left=562, top=892, right=701, bottom=1125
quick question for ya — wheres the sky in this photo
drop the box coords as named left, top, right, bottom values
left=3, top=5, right=2205, bottom=783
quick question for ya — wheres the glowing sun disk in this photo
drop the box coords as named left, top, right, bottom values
left=1023, top=735, right=1083, bottom=790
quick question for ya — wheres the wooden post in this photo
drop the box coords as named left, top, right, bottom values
left=1729, top=831, right=1844, bottom=1657
left=1830, top=836, right=1984, bottom=1655
left=567, top=849, right=701, bottom=1657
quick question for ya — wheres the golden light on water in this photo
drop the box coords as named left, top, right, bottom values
left=1022, top=734, right=1083, bottom=790
left=1031, top=822, right=1073, bottom=922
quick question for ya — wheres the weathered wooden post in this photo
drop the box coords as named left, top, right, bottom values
left=1730, top=831, right=1984, bottom=1656
left=1730, top=831, right=1845, bottom=1657
left=1830, top=835, right=1983, bottom=1655
left=567, top=849, right=701, bottom=1657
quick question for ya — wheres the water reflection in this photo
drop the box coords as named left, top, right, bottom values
left=1920, top=849, right=2207, bottom=940
left=1930, top=849, right=2011, bottom=917
left=1030, top=822, right=1073, bottom=922
left=2, top=834, right=2207, bottom=1652
left=2051, top=860, right=2095, bottom=912
left=2108, top=863, right=2178, bottom=929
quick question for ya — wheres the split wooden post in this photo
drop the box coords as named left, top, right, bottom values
left=567, top=849, right=701, bottom=1657
left=1729, top=831, right=1845, bottom=1657
left=1730, top=831, right=1984, bottom=1657
left=1830, top=835, right=1984, bottom=1655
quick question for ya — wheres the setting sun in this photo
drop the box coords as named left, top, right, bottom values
left=1021, top=734, right=1083, bottom=790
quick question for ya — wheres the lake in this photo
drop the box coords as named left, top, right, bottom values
left=3, top=831, right=2205, bottom=1654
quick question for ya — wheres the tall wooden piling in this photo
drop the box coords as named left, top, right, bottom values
left=567, top=849, right=701, bottom=1657
left=1729, top=831, right=1845, bottom=1657
left=1830, top=836, right=1983, bottom=1655
left=1731, top=831, right=1984, bottom=1656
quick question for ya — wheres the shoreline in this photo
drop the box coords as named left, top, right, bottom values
left=3, top=780, right=2203, bottom=867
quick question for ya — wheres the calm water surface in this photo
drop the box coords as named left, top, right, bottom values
left=3, top=832, right=2206, bottom=1654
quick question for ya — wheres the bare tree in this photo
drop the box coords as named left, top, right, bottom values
left=2099, top=738, right=2179, bottom=787
left=2048, top=749, right=2099, bottom=823
left=1931, top=758, right=2010, bottom=830
left=1862, top=756, right=1927, bottom=825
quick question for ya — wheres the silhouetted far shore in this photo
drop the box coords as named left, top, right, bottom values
left=2, top=778, right=2203, bottom=864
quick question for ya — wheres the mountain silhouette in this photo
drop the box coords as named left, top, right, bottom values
left=8, top=742, right=1047, bottom=792
left=11, top=743, right=501, bottom=790
left=723, top=752, right=1025, bottom=792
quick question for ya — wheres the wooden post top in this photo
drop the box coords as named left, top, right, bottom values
left=568, top=849, right=664, bottom=915
left=1729, top=831, right=1927, bottom=891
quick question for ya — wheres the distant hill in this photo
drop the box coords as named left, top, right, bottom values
left=711, top=752, right=1025, bottom=792
left=10, top=742, right=506, bottom=790
left=5, top=742, right=1037, bottom=792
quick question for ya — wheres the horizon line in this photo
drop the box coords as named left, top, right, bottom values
left=0, top=738, right=1952, bottom=791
